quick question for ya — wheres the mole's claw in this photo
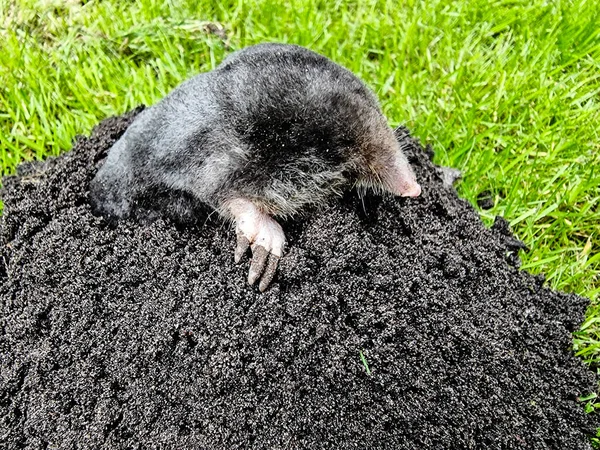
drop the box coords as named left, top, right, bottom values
left=235, top=233, right=250, bottom=263
left=227, top=198, right=286, bottom=291
left=248, top=245, right=269, bottom=285
left=258, top=254, right=280, bottom=292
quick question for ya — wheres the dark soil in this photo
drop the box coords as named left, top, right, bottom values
left=0, top=109, right=597, bottom=449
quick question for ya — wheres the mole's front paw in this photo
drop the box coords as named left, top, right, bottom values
left=234, top=212, right=285, bottom=292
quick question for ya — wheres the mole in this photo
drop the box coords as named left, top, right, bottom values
left=89, top=43, right=421, bottom=292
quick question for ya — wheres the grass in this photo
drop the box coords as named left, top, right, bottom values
left=1, top=0, right=599, bottom=439
left=360, top=350, right=372, bottom=375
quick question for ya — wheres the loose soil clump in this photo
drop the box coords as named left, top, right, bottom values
left=0, top=109, right=597, bottom=449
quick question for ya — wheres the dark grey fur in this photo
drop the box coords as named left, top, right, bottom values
left=89, top=43, right=415, bottom=222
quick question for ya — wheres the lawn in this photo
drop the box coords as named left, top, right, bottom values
left=1, top=0, right=599, bottom=439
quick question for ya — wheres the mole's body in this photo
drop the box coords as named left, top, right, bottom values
left=90, top=43, right=421, bottom=291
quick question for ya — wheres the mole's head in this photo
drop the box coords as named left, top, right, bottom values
left=354, top=125, right=421, bottom=198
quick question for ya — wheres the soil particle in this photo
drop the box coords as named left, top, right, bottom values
left=477, top=190, right=495, bottom=210
left=0, top=109, right=597, bottom=449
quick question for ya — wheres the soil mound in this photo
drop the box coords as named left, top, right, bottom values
left=0, top=109, right=596, bottom=449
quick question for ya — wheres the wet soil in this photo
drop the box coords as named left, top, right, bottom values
left=0, top=109, right=597, bottom=449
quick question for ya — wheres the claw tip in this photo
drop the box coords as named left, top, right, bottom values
left=248, top=272, right=259, bottom=286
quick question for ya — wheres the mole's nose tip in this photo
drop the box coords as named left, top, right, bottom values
left=401, top=183, right=421, bottom=198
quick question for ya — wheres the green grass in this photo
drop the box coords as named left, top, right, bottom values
left=1, top=0, right=600, bottom=437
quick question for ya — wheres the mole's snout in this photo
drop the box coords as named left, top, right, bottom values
left=400, top=182, right=422, bottom=198
left=380, top=151, right=421, bottom=198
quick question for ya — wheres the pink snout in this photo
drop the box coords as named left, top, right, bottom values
left=400, top=182, right=422, bottom=198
